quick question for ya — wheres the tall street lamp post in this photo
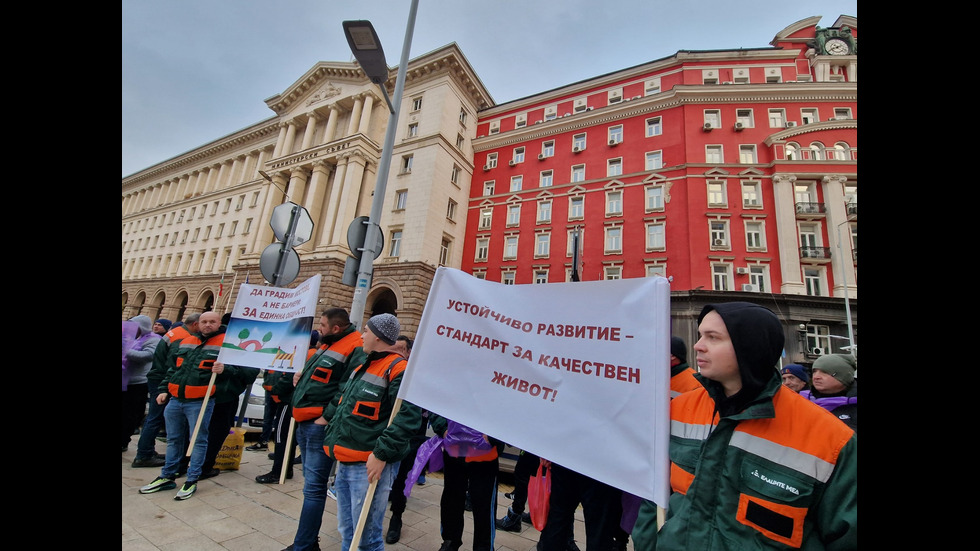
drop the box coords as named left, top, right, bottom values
left=342, top=1, right=419, bottom=329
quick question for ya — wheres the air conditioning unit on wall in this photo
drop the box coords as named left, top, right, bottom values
left=741, top=283, right=758, bottom=292
left=736, top=267, right=749, bottom=274
left=811, top=347, right=826, bottom=356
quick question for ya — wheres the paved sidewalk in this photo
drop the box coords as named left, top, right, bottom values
left=122, top=440, right=606, bottom=551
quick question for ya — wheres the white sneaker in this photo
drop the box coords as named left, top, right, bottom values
left=327, top=487, right=337, bottom=501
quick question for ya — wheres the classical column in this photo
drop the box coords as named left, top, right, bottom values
left=319, top=156, right=349, bottom=247
left=285, top=166, right=311, bottom=207
left=347, top=95, right=364, bottom=136
left=188, top=170, right=204, bottom=197
left=300, top=113, right=319, bottom=151
left=214, top=161, right=230, bottom=192
left=322, top=105, right=340, bottom=145
left=281, top=120, right=299, bottom=158
left=305, top=160, right=331, bottom=247
left=331, top=152, right=368, bottom=246
left=822, top=175, right=856, bottom=299
left=357, top=93, right=374, bottom=135
left=773, top=174, right=805, bottom=295
left=272, top=122, right=289, bottom=158
left=251, top=171, right=289, bottom=252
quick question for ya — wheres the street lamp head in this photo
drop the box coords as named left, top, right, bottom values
left=343, top=20, right=389, bottom=85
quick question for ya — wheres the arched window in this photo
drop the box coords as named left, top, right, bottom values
left=833, top=142, right=852, bottom=160
left=809, top=142, right=826, bottom=161
left=785, top=142, right=799, bottom=160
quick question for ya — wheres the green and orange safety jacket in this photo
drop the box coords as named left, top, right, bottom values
left=161, top=329, right=226, bottom=402
left=321, top=350, right=422, bottom=464
left=287, top=326, right=364, bottom=422
left=631, top=375, right=857, bottom=550
left=669, top=362, right=702, bottom=399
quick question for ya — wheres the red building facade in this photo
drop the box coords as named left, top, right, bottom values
left=462, top=15, right=857, bottom=361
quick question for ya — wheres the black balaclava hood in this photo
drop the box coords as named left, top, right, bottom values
left=698, top=302, right=784, bottom=416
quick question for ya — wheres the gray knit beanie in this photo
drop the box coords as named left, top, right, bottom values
left=812, top=353, right=856, bottom=387
left=366, top=313, right=400, bottom=345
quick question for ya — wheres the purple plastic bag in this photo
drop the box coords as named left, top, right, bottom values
left=442, top=420, right=492, bottom=458
left=404, top=435, right=444, bottom=498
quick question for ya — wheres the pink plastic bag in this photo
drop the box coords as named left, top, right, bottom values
left=528, top=463, right=551, bottom=531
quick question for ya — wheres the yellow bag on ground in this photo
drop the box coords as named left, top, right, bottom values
left=215, top=427, right=246, bottom=470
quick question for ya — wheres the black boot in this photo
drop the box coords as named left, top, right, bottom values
left=495, top=507, right=522, bottom=532
left=385, top=512, right=403, bottom=543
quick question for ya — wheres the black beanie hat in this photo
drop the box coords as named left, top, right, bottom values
left=670, top=336, right=687, bottom=363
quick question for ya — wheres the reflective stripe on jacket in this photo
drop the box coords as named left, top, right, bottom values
left=290, top=328, right=364, bottom=422
left=632, top=377, right=857, bottom=550
left=322, top=351, right=421, bottom=464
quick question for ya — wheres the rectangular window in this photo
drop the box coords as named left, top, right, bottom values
left=243, top=218, right=252, bottom=234
left=537, top=200, right=552, bottom=223
left=479, top=208, right=493, bottom=229
left=408, top=123, right=419, bottom=137
left=739, top=145, right=757, bottom=164
left=216, top=223, right=224, bottom=238
left=647, top=264, right=666, bottom=278
left=191, top=228, right=200, bottom=243
left=604, top=266, right=622, bottom=280
left=229, top=221, right=238, bottom=236
left=646, top=223, right=665, bottom=250
left=389, top=230, right=403, bottom=257
left=606, top=190, right=623, bottom=215
left=510, top=175, right=523, bottom=191
left=742, top=182, right=762, bottom=207
left=708, top=181, right=727, bottom=207
left=451, top=164, right=461, bottom=185
left=645, top=186, right=664, bottom=211
left=446, top=199, right=457, bottom=221
left=439, top=238, right=451, bottom=266
left=514, top=147, right=525, bottom=164
left=735, top=109, right=753, bottom=128
left=607, top=158, right=623, bottom=177
left=211, top=202, right=219, bottom=215
left=645, top=117, right=662, bottom=137
left=542, top=141, right=555, bottom=158
left=749, top=265, right=767, bottom=292
left=515, top=114, right=527, bottom=128
left=712, top=264, right=731, bottom=291
left=489, top=121, right=500, bottom=134
left=705, top=145, right=723, bottom=163
left=487, top=153, right=498, bottom=168
left=251, top=192, right=260, bottom=207
left=768, top=109, right=786, bottom=128
left=704, top=110, right=721, bottom=129
left=540, top=170, right=553, bottom=187
left=710, top=220, right=729, bottom=247
left=645, top=151, right=663, bottom=171
left=412, top=96, right=423, bottom=111
left=745, top=221, right=764, bottom=249
left=475, top=238, right=489, bottom=261
left=502, top=271, right=515, bottom=285
left=804, top=267, right=823, bottom=296
left=571, top=164, right=585, bottom=183
left=459, top=108, right=468, bottom=125
left=223, top=198, right=232, bottom=213
left=484, top=181, right=495, bottom=196
left=833, top=108, right=852, bottom=119
left=569, top=196, right=584, bottom=219
left=507, top=204, right=521, bottom=225
left=535, top=233, right=550, bottom=257
left=236, top=195, right=245, bottom=210
left=401, top=155, right=413, bottom=173
left=456, top=134, right=464, bottom=149
left=395, top=190, right=408, bottom=210
left=573, top=133, right=587, bottom=151
left=605, top=226, right=622, bottom=252
left=608, top=125, right=623, bottom=144
left=644, top=78, right=661, bottom=95
left=534, top=270, right=549, bottom=284
left=504, top=236, right=518, bottom=259
left=801, top=108, right=819, bottom=125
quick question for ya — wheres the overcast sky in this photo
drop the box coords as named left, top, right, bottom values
left=122, top=0, right=857, bottom=178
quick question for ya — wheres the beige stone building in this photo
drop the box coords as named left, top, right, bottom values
left=122, top=44, right=493, bottom=335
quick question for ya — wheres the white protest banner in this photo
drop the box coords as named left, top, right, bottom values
left=217, top=274, right=321, bottom=373
left=399, top=267, right=671, bottom=507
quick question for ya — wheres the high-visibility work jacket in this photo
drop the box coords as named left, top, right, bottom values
left=669, top=363, right=702, bottom=399
left=290, top=328, right=364, bottom=422
left=322, top=351, right=421, bottom=464
left=632, top=378, right=857, bottom=550
left=164, top=331, right=225, bottom=401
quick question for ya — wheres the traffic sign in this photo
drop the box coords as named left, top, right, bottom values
left=270, top=202, right=314, bottom=247
left=346, top=216, right=384, bottom=260
left=259, top=243, right=301, bottom=286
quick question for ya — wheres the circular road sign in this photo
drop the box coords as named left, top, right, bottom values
left=259, top=243, right=301, bottom=286
left=346, top=216, right=385, bottom=260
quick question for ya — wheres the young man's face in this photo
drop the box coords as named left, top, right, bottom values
left=152, top=322, right=167, bottom=335
left=811, top=369, right=847, bottom=394
left=693, top=311, right=741, bottom=395
left=362, top=326, right=385, bottom=354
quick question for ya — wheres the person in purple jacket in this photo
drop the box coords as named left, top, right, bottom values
left=801, top=353, right=857, bottom=433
